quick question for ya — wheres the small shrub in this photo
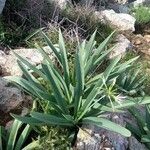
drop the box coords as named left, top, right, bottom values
left=131, top=6, right=150, bottom=24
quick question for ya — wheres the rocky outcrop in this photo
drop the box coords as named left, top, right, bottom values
left=76, top=113, right=148, bottom=150
left=132, top=0, right=150, bottom=7
left=95, top=10, right=136, bottom=31
left=110, top=34, right=133, bottom=58
left=0, top=46, right=55, bottom=76
left=0, top=0, right=6, bottom=14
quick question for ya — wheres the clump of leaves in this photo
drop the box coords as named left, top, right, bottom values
left=127, top=104, right=150, bottom=149
left=131, top=6, right=150, bottom=24
left=116, top=67, right=145, bottom=96
left=0, top=119, right=31, bottom=150
left=6, top=30, right=150, bottom=145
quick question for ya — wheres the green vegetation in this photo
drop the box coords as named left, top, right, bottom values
left=5, top=30, right=150, bottom=150
left=131, top=6, right=150, bottom=24
left=127, top=104, right=150, bottom=149
left=0, top=119, right=31, bottom=150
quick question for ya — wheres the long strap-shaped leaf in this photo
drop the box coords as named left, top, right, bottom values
left=17, top=60, right=46, bottom=91
left=12, top=114, right=43, bottom=125
left=31, top=112, right=74, bottom=126
left=42, top=62, right=69, bottom=114
left=74, top=46, right=85, bottom=116
left=34, top=43, right=71, bottom=101
left=85, top=32, right=114, bottom=75
left=59, top=29, right=70, bottom=88
left=84, top=30, right=97, bottom=63
left=7, top=120, right=22, bottom=150
left=82, top=117, right=131, bottom=137
left=15, top=125, right=31, bottom=150
left=41, top=31, right=62, bottom=64
left=0, top=126, right=5, bottom=150
left=13, top=52, right=47, bottom=80
left=78, top=76, right=104, bottom=120
left=5, top=76, right=62, bottom=113
left=103, top=56, right=121, bottom=80
left=78, top=56, right=121, bottom=120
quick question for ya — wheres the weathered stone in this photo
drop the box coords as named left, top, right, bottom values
left=109, top=34, right=132, bottom=58
left=0, top=46, right=55, bottom=76
left=95, top=9, right=136, bottom=31
left=129, top=136, right=148, bottom=150
left=0, top=0, right=6, bottom=14
left=132, top=0, right=150, bottom=7
left=76, top=124, right=114, bottom=150
left=0, top=77, right=24, bottom=113
left=107, top=3, right=130, bottom=13
left=144, top=35, right=150, bottom=43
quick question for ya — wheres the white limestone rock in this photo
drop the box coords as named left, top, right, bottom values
left=95, top=9, right=136, bottom=31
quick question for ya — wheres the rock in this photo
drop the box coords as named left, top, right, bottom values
left=95, top=10, right=136, bottom=31
left=76, top=114, right=128, bottom=150
left=49, top=0, right=69, bottom=9
left=0, top=77, right=24, bottom=113
left=100, top=114, right=128, bottom=150
left=0, top=46, right=55, bottom=76
left=76, top=124, right=114, bottom=150
left=134, top=39, right=142, bottom=45
left=132, top=0, right=150, bottom=7
left=109, top=34, right=132, bottom=58
left=0, top=0, right=6, bottom=14
left=144, top=35, right=150, bottom=43
left=129, top=136, right=148, bottom=150
left=107, top=3, right=130, bottom=13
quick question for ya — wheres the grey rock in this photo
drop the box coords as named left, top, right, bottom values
left=132, top=0, right=150, bottom=7
left=0, top=0, right=6, bottom=14
left=0, top=46, right=55, bottom=76
left=107, top=3, right=130, bottom=13
left=95, top=9, right=136, bottom=31
left=109, top=34, right=133, bottom=58
left=0, top=77, right=24, bottom=113
left=129, top=136, right=148, bottom=150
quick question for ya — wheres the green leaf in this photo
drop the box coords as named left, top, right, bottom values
left=82, top=117, right=131, bottom=137
left=78, top=76, right=104, bottom=120
left=126, top=123, right=142, bottom=138
left=41, top=31, right=62, bottom=64
left=103, top=55, right=121, bottom=80
left=13, top=51, right=46, bottom=80
left=141, top=135, right=150, bottom=143
left=7, top=119, right=22, bottom=150
left=22, top=140, right=40, bottom=150
left=85, top=30, right=97, bottom=62
left=59, top=29, right=70, bottom=88
left=0, top=126, right=5, bottom=150
left=74, top=46, right=85, bottom=116
left=12, top=114, right=45, bottom=125
left=42, top=62, right=69, bottom=114
left=15, top=125, right=32, bottom=150
left=31, top=112, right=74, bottom=126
